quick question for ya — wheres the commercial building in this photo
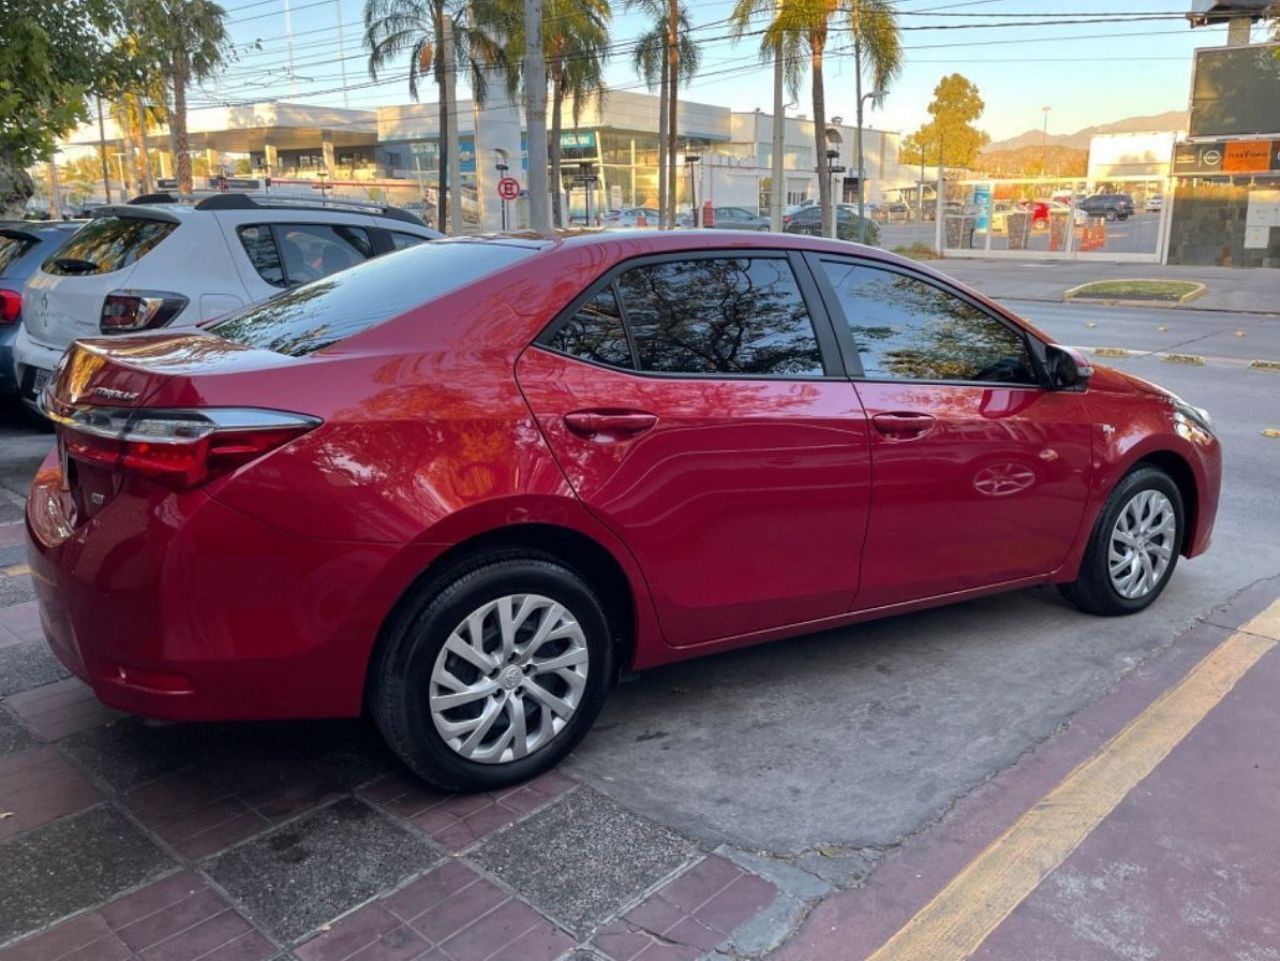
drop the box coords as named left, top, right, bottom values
left=54, top=91, right=921, bottom=231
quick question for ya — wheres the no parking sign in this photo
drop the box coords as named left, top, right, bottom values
left=497, top=177, right=521, bottom=201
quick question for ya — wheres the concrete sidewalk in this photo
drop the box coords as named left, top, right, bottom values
left=936, top=260, right=1280, bottom=315
left=770, top=578, right=1280, bottom=961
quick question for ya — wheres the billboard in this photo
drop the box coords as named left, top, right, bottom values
left=1189, top=44, right=1280, bottom=138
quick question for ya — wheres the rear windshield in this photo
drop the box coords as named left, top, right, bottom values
left=42, top=216, right=177, bottom=276
left=210, top=241, right=537, bottom=356
left=0, top=232, right=36, bottom=275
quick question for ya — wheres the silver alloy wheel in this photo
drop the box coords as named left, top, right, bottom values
left=429, top=594, right=589, bottom=765
left=1108, top=489, right=1177, bottom=599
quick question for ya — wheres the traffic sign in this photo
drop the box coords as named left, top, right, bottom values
left=497, top=176, right=521, bottom=201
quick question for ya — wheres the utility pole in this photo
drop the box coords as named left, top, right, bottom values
left=96, top=96, right=112, bottom=203
left=335, top=0, right=350, bottom=109
left=523, top=0, right=551, bottom=231
left=666, top=0, right=679, bottom=229
left=769, top=0, right=785, bottom=232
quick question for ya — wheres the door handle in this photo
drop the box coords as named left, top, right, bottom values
left=564, top=410, right=658, bottom=439
left=871, top=411, right=936, bottom=440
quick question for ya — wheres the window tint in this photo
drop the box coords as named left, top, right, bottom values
left=274, top=224, right=374, bottom=286
left=390, top=231, right=429, bottom=250
left=0, top=232, right=35, bottom=275
left=545, top=285, right=633, bottom=369
left=211, top=241, right=535, bottom=356
left=238, top=224, right=285, bottom=286
left=617, top=257, right=824, bottom=376
left=42, top=217, right=176, bottom=276
left=820, top=261, right=1036, bottom=384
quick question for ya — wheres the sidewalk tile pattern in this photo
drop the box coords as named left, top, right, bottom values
left=592, top=856, right=777, bottom=961
left=297, top=861, right=574, bottom=961
left=361, top=769, right=577, bottom=852
left=6, top=678, right=122, bottom=741
left=206, top=797, right=442, bottom=942
left=0, top=871, right=276, bottom=961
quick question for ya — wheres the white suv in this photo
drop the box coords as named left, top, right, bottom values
left=13, top=193, right=440, bottom=408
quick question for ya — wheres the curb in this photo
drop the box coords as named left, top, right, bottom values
left=997, top=294, right=1280, bottom=318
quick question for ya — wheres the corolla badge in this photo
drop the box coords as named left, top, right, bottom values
left=92, top=386, right=140, bottom=402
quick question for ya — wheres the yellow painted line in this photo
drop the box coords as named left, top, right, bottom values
left=1161, top=352, right=1206, bottom=366
left=1263, top=428, right=1280, bottom=439
left=0, top=564, right=30, bottom=577
left=1091, top=347, right=1130, bottom=358
left=1249, top=360, right=1280, bottom=372
left=865, top=600, right=1280, bottom=961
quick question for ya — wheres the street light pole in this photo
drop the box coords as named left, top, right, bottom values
left=1041, top=106, right=1051, bottom=176
left=685, top=151, right=700, bottom=226
left=855, top=87, right=885, bottom=244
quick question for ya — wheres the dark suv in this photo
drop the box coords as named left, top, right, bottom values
left=1077, top=193, right=1134, bottom=222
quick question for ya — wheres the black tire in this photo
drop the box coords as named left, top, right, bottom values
left=1104, top=208, right=1118, bottom=222
left=368, top=550, right=613, bottom=792
left=1059, top=467, right=1184, bottom=616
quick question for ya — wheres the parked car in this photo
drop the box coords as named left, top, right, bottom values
left=1077, top=193, right=1134, bottom=222
left=1, top=221, right=82, bottom=399
left=783, top=204, right=881, bottom=245
left=1145, top=196, right=1164, bottom=213
left=604, top=207, right=660, bottom=228
left=676, top=206, right=769, bottom=230
left=13, top=194, right=440, bottom=412
left=28, top=231, right=1220, bottom=792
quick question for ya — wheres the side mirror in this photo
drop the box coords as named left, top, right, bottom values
left=1045, top=344, right=1093, bottom=391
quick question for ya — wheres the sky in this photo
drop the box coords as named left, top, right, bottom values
left=192, top=0, right=1273, bottom=144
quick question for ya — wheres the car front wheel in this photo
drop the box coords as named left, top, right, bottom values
left=1060, top=467, right=1184, bottom=616
left=369, top=550, right=613, bottom=791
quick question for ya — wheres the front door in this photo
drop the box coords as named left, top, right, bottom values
left=809, top=255, right=1093, bottom=609
left=517, top=252, right=871, bottom=647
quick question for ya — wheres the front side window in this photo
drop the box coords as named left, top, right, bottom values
left=616, top=257, right=824, bottom=376
left=390, top=231, right=429, bottom=251
left=820, top=261, right=1037, bottom=385
left=42, top=216, right=176, bottom=276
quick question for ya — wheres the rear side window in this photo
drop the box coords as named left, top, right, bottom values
left=211, top=241, right=536, bottom=356
left=239, top=223, right=375, bottom=288
left=546, top=285, right=633, bottom=369
left=617, top=257, right=824, bottom=376
left=0, top=232, right=35, bottom=274
left=42, top=217, right=176, bottom=275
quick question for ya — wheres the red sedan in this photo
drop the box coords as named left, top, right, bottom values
left=26, top=231, right=1220, bottom=791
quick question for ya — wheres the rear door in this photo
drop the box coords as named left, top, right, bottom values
left=517, top=250, right=871, bottom=648
left=809, top=254, right=1093, bottom=608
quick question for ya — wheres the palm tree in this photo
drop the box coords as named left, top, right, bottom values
left=131, top=0, right=229, bottom=195
left=365, top=0, right=494, bottom=232
left=762, top=0, right=899, bottom=238
left=729, top=0, right=803, bottom=230
left=469, top=0, right=610, bottom=228
left=849, top=0, right=900, bottom=239
left=546, top=0, right=610, bottom=226
left=628, top=0, right=699, bottom=227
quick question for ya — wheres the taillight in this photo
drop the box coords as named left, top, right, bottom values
left=100, top=290, right=188, bottom=333
left=0, top=289, right=19, bottom=324
left=47, top=405, right=320, bottom=489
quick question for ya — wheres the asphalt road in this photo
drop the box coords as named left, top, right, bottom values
left=1, top=301, right=1276, bottom=871
left=878, top=212, right=1164, bottom=256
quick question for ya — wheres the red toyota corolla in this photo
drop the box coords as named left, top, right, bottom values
left=26, top=231, right=1220, bottom=791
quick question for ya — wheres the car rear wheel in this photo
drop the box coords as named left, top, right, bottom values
left=369, top=550, right=612, bottom=792
left=1105, top=209, right=1118, bottom=222
left=1060, top=467, right=1183, bottom=616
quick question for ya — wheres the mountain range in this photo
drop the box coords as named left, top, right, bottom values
left=984, top=110, right=1190, bottom=153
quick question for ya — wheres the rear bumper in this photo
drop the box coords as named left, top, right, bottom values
left=26, top=453, right=445, bottom=721
left=12, top=327, right=63, bottom=411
